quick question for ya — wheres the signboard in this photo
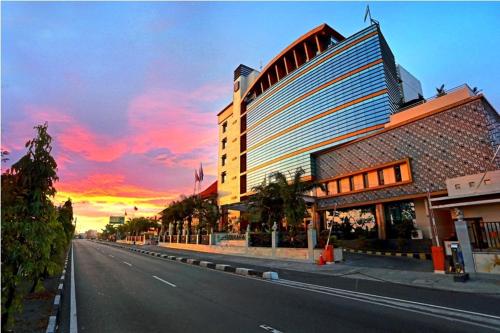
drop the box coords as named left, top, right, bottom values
left=109, top=216, right=125, bottom=225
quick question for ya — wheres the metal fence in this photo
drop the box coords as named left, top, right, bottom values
left=468, top=221, right=500, bottom=251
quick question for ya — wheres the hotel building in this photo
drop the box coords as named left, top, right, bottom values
left=217, top=22, right=422, bottom=223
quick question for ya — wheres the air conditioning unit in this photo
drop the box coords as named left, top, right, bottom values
left=411, top=229, right=423, bottom=240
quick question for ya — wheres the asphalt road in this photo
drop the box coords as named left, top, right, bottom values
left=61, top=240, right=500, bottom=333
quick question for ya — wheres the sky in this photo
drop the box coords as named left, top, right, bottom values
left=2, top=2, right=499, bottom=233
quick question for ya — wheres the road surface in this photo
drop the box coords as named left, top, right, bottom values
left=60, top=240, right=500, bottom=332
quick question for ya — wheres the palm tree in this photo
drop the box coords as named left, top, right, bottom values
left=273, top=168, right=323, bottom=230
left=248, top=177, right=283, bottom=231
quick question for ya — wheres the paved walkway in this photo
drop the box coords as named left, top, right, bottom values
left=130, top=243, right=500, bottom=295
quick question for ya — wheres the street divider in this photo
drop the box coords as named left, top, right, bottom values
left=96, top=241, right=279, bottom=281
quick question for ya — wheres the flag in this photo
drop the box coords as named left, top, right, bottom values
left=195, top=169, right=200, bottom=182
left=199, top=163, right=204, bottom=182
left=364, top=5, right=371, bottom=23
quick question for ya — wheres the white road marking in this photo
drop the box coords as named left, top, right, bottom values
left=259, top=324, right=283, bottom=333
left=270, top=279, right=500, bottom=331
left=123, top=261, right=132, bottom=267
left=70, top=242, right=78, bottom=333
left=152, top=275, right=176, bottom=287
left=109, top=254, right=114, bottom=258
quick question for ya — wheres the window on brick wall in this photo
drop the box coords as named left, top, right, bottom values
left=221, top=172, right=227, bottom=184
left=221, top=154, right=227, bottom=167
left=378, top=169, right=385, bottom=186
left=394, top=165, right=402, bottom=182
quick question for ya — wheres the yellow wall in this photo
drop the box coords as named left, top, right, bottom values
left=217, top=103, right=241, bottom=206
left=217, top=69, right=259, bottom=207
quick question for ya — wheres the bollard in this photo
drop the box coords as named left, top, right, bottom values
left=431, top=246, right=445, bottom=274
left=323, top=245, right=334, bottom=263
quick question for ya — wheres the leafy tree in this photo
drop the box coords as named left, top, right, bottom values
left=195, top=198, right=220, bottom=233
left=1, top=123, right=62, bottom=329
left=125, top=217, right=159, bottom=235
left=58, top=199, right=75, bottom=242
left=101, top=224, right=116, bottom=240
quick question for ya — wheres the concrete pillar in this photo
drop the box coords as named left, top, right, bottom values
left=311, top=204, right=320, bottom=231
left=375, top=203, right=387, bottom=240
left=169, top=235, right=172, bottom=243
left=196, top=230, right=200, bottom=245
left=245, top=224, right=250, bottom=248
left=271, top=222, right=278, bottom=258
left=307, top=222, right=317, bottom=262
left=454, top=208, right=476, bottom=274
left=209, top=228, right=215, bottom=245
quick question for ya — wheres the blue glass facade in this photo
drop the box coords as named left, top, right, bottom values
left=243, top=25, right=401, bottom=192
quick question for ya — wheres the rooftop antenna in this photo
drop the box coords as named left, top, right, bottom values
left=364, top=5, right=379, bottom=26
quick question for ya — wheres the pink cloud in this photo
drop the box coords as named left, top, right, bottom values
left=58, top=124, right=128, bottom=162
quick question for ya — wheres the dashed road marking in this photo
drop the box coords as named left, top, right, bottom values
left=152, top=275, right=176, bottom=288
left=109, top=254, right=114, bottom=258
left=123, top=261, right=132, bottom=267
left=259, top=324, right=283, bottom=333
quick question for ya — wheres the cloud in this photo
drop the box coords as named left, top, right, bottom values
left=58, top=124, right=128, bottom=162
left=127, top=87, right=219, bottom=155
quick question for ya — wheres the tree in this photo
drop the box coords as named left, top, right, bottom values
left=273, top=168, right=323, bottom=230
left=248, top=177, right=284, bottom=231
left=195, top=198, right=220, bottom=233
left=101, top=224, right=116, bottom=240
left=1, top=123, right=61, bottom=329
left=58, top=199, right=75, bottom=242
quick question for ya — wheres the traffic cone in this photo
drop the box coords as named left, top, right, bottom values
left=317, top=254, right=326, bottom=266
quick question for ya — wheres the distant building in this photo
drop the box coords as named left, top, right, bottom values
left=85, top=229, right=98, bottom=239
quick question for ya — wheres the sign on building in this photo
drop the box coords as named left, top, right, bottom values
left=109, top=216, right=125, bottom=225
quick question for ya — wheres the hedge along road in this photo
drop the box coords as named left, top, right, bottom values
left=68, top=240, right=500, bottom=333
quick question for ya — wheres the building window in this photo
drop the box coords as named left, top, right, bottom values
left=221, top=154, right=227, bottom=166
left=384, top=201, right=416, bottom=239
left=349, top=176, right=355, bottom=191
left=336, top=180, right=341, bottom=193
left=394, top=165, right=402, bottom=182
left=377, top=169, right=385, bottom=186
left=222, top=122, right=228, bottom=133
left=221, top=172, right=227, bottom=184
left=363, top=173, right=369, bottom=188
left=455, top=184, right=461, bottom=190
left=222, top=138, right=227, bottom=149
left=469, top=181, right=475, bottom=188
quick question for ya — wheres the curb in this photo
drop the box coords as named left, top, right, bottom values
left=98, top=241, right=279, bottom=281
left=46, top=248, right=71, bottom=333
left=343, top=248, right=432, bottom=260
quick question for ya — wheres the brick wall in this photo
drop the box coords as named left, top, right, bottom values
left=315, top=97, right=500, bottom=209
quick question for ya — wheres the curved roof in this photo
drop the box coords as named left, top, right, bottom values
left=242, top=23, right=345, bottom=101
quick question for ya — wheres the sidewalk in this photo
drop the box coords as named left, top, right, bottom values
left=130, top=243, right=500, bottom=295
